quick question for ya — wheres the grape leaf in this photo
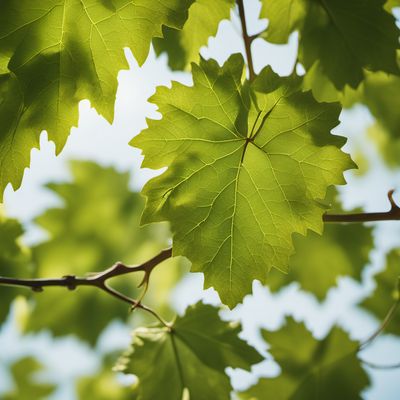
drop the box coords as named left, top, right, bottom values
left=268, top=192, right=374, bottom=300
left=240, top=318, right=370, bottom=400
left=368, top=123, right=400, bottom=168
left=261, top=0, right=400, bottom=89
left=301, top=62, right=362, bottom=105
left=0, top=0, right=194, bottom=201
left=2, top=357, right=55, bottom=400
left=117, top=302, right=262, bottom=400
left=361, top=249, right=400, bottom=336
left=359, top=72, right=400, bottom=138
left=153, top=0, right=234, bottom=70
left=77, top=371, right=136, bottom=400
left=132, top=55, right=354, bottom=307
left=24, top=161, right=185, bottom=344
left=0, top=212, right=31, bottom=323
left=385, top=0, right=400, bottom=10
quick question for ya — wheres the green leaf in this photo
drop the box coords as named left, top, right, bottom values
left=77, top=355, right=137, bottom=400
left=360, top=72, right=400, bottom=138
left=153, top=0, right=234, bottom=71
left=385, top=0, right=400, bottom=10
left=301, top=62, right=362, bottom=105
left=117, top=302, right=262, bottom=400
left=361, top=249, right=400, bottom=336
left=367, top=123, right=400, bottom=168
left=132, top=55, right=354, bottom=307
left=261, top=0, right=400, bottom=89
left=0, top=0, right=194, bottom=200
left=240, top=318, right=370, bottom=400
left=0, top=211, right=31, bottom=323
left=3, top=357, right=55, bottom=400
left=24, top=161, right=185, bottom=344
left=268, top=192, right=374, bottom=300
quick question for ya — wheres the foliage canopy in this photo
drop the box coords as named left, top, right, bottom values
left=1, top=0, right=400, bottom=399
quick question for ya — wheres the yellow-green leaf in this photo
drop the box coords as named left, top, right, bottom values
left=0, top=0, right=194, bottom=200
left=132, top=55, right=354, bottom=307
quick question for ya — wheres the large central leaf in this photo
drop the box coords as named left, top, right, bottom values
left=132, top=55, right=354, bottom=307
left=0, top=0, right=194, bottom=200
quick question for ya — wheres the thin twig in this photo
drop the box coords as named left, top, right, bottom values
left=324, top=190, right=400, bottom=223
left=359, top=301, right=400, bottom=351
left=237, top=0, right=255, bottom=81
left=0, top=248, right=172, bottom=326
left=359, top=277, right=400, bottom=351
left=360, top=359, right=400, bottom=370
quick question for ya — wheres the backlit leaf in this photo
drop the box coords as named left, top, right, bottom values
left=132, top=55, right=354, bottom=307
left=0, top=0, right=194, bottom=200
left=261, top=0, right=400, bottom=89
left=117, top=302, right=262, bottom=400
left=153, top=0, right=234, bottom=70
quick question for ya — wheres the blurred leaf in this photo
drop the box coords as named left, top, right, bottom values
left=385, top=0, right=400, bottom=10
left=0, top=0, right=195, bottom=200
left=154, top=0, right=234, bottom=70
left=0, top=212, right=31, bottom=323
left=361, top=249, right=400, bottom=336
left=24, top=161, right=186, bottom=345
left=268, top=191, right=374, bottom=301
left=117, top=302, right=262, bottom=400
left=368, top=123, right=400, bottom=168
left=3, top=357, right=55, bottom=400
left=361, top=72, right=400, bottom=138
left=240, top=318, right=370, bottom=400
left=261, top=0, right=400, bottom=89
left=77, top=354, right=137, bottom=400
left=302, top=62, right=362, bottom=105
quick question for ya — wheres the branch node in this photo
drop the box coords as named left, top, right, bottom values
left=388, top=189, right=399, bottom=210
left=63, top=275, right=77, bottom=290
left=0, top=248, right=173, bottom=326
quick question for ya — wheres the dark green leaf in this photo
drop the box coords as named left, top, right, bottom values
left=240, top=318, right=370, bottom=400
left=117, top=302, right=262, bottom=400
left=261, top=0, right=400, bottom=89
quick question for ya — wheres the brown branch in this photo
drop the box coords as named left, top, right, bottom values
left=324, top=190, right=400, bottom=223
left=0, top=247, right=172, bottom=326
left=237, top=0, right=255, bottom=81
